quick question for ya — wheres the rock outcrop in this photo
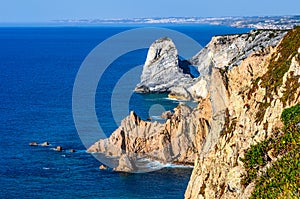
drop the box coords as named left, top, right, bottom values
left=191, top=29, right=287, bottom=72
left=88, top=27, right=299, bottom=197
left=135, top=30, right=287, bottom=101
left=135, top=37, right=194, bottom=94
left=185, top=27, right=300, bottom=199
left=88, top=103, right=210, bottom=172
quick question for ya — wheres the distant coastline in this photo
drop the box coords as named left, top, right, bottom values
left=51, top=16, right=300, bottom=29
left=2, top=16, right=299, bottom=29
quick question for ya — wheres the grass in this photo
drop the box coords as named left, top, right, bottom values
left=241, top=104, right=300, bottom=198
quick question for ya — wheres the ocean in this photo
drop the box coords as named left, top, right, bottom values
left=0, top=25, right=250, bottom=198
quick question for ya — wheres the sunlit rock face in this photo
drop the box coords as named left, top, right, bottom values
left=185, top=28, right=300, bottom=199
left=88, top=28, right=298, bottom=183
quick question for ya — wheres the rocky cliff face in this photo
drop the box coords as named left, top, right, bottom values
left=135, top=37, right=194, bottom=94
left=185, top=27, right=300, bottom=198
left=88, top=102, right=210, bottom=172
left=191, top=30, right=286, bottom=71
left=88, top=27, right=299, bottom=196
left=135, top=30, right=287, bottom=101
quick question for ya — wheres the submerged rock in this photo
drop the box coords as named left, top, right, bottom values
left=40, top=142, right=49, bottom=146
left=99, top=164, right=108, bottom=170
left=29, top=142, right=38, bottom=146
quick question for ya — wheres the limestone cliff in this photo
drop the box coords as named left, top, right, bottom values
left=191, top=29, right=286, bottom=72
left=88, top=27, right=299, bottom=197
left=185, top=27, right=300, bottom=198
left=135, top=30, right=287, bottom=101
left=135, top=37, right=194, bottom=94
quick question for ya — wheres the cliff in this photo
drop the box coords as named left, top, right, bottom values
left=135, top=37, right=194, bottom=94
left=185, top=27, right=300, bottom=198
left=88, top=27, right=299, bottom=197
left=135, top=30, right=286, bottom=101
left=88, top=103, right=209, bottom=172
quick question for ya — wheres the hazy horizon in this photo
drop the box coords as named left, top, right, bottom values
left=0, top=0, right=299, bottom=23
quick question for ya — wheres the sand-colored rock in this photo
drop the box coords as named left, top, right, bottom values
left=88, top=29, right=297, bottom=195
left=99, top=164, right=108, bottom=170
left=88, top=102, right=211, bottom=171
left=113, top=154, right=138, bottom=172
left=185, top=32, right=300, bottom=199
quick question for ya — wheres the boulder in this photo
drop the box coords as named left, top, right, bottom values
left=99, top=165, right=108, bottom=170
left=113, top=154, right=137, bottom=172
left=161, top=111, right=173, bottom=119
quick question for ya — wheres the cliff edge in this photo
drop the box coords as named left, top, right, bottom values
left=185, top=27, right=300, bottom=198
left=88, top=27, right=299, bottom=197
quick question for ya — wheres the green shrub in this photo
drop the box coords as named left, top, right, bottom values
left=281, top=104, right=300, bottom=127
left=241, top=104, right=300, bottom=198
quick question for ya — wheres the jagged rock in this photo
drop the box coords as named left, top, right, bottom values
left=40, top=142, right=49, bottom=146
left=88, top=103, right=209, bottom=171
left=135, top=37, right=193, bottom=94
left=88, top=28, right=297, bottom=195
left=136, top=31, right=287, bottom=102
left=190, top=29, right=287, bottom=72
left=226, top=166, right=246, bottom=193
left=99, top=164, right=108, bottom=170
left=185, top=29, right=300, bottom=199
left=29, top=142, right=38, bottom=146
left=161, top=111, right=173, bottom=119
left=113, top=154, right=137, bottom=172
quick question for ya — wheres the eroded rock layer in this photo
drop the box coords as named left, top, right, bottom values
left=185, top=27, right=300, bottom=199
left=88, top=102, right=210, bottom=171
left=88, top=28, right=299, bottom=197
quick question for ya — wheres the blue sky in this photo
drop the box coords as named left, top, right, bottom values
left=0, top=0, right=299, bottom=22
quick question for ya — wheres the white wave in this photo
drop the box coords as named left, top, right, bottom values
left=135, top=157, right=194, bottom=171
left=164, top=97, right=182, bottom=101
left=150, top=115, right=164, bottom=120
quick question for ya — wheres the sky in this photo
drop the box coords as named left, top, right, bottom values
left=0, top=0, right=299, bottom=23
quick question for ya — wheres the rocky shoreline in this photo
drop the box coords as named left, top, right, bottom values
left=88, top=27, right=300, bottom=198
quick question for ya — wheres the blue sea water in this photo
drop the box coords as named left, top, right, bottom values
left=0, top=25, right=250, bottom=198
